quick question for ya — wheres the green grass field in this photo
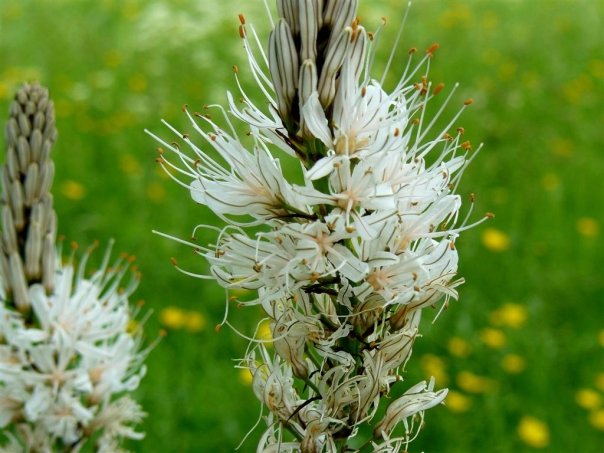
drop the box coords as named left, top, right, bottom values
left=1, top=0, right=603, bottom=451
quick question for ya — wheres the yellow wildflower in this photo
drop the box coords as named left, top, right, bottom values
left=238, top=367, right=253, bottom=386
left=159, top=306, right=186, bottom=329
left=501, top=354, right=525, bottom=374
left=481, top=228, right=510, bottom=252
left=184, top=311, right=206, bottom=333
left=541, top=173, right=560, bottom=192
left=576, top=388, right=601, bottom=410
left=456, top=371, right=493, bottom=394
left=445, top=390, right=471, bottom=413
left=119, top=153, right=140, bottom=175
left=577, top=217, right=599, bottom=238
left=147, top=182, right=166, bottom=203
left=550, top=137, right=573, bottom=157
left=489, top=303, right=528, bottom=329
left=589, top=409, right=604, bottom=431
left=517, top=416, right=550, bottom=448
left=479, top=328, right=506, bottom=349
left=595, top=373, right=604, bottom=392
left=421, top=354, right=449, bottom=386
left=257, top=319, right=273, bottom=346
left=60, top=180, right=86, bottom=200
left=447, top=336, right=471, bottom=358
left=128, top=74, right=147, bottom=93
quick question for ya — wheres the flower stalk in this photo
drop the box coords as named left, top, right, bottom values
left=0, top=83, right=148, bottom=452
left=151, top=1, right=487, bottom=451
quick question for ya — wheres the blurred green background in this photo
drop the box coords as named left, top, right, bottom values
left=1, top=0, right=602, bottom=451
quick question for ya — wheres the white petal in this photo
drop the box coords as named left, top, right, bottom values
left=301, top=92, right=332, bottom=148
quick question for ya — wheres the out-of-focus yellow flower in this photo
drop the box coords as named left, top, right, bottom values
left=60, top=180, right=86, bottom=200
left=257, top=319, right=273, bottom=346
left=479, top=328, right=506, bottom=349
left=563, top=74, right=593, bottom=105
left=480, top=11, right=498, bottom=31
left=420, top=354, right=448, bottom=386
left=577, top=217, right=599, bottom=238
left=184, top=311, right=206, bottom=333
left=491, top=187, right=508, bottom=205
left=447, top=336, right=471, bottom=358
left=595, top=373, right=604, bottom=392
left=518, top=416, right=550, bottom=448
left=438, top=4, right=472, bottom=29
left=445, top=390, right=471, bottom=413
left=127, top=319, right=139, bottom=334
left=489, top=303, right=528, bottom=329
left=119, top=153, right=140, bottom=175
left=498, top=60, right=517, bottom=81
left=456, top=371, right=493, bottom=394
left=541, top=173, right=560, bottom=192
left=160, top=306, right=187, bottom=329
left=589, top=409, right=604, bottom=431
left=501, top=354, right=525, bottom=374
left=122, top=2, right=141, bottom=20
left=481, top=228, right=510, bottom=252
left=0, top=81, right=8, bottom=100
left=238, top=367, right=253, bottom=386
left=576, top=388, right=601, bottom=410
left=590, top=59, right=604, bottom=79
left=549, top=137, right=574, bottom=157
left=103, top=49, right=122, bottom=68
left=128, top=74, right=147, bottom=93
left=147, top=182, right=166, bottom=203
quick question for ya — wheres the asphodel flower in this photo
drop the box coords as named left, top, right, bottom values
left=0, top=83, right=149, bottom=452
left=151, top=1, right=488, bottom=451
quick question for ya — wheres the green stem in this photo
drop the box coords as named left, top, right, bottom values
left=283, top=421, right=304, bottom=441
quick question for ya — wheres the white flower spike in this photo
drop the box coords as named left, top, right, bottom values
left=150, top=1, right=488, bottom=451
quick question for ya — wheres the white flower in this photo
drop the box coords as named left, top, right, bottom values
left=373, top=378, right=448, bottom=439
left=0, top=243, right=147, bottom=450
left=151, top=0, right=487, bottom=450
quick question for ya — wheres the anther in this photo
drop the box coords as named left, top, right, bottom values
left=470, top=193, right=475, bottom=203
left=464, top=98, right=474, bottom=106
left=433, top=83, right=445, bottom=95
left=457, top=127, right=465, bottom=135
left=426, top=43, right=440, bottom=56
left=170, top=257, right=177, bottom=266
left=233, top=65, right=239, bottom=74
left=181, top=104, right=188, bottom=112
left=239, top=25, right=246, bottom=39
left=393, top=128, right=400, bottom=137
left=408, top=47, right=417, bottom=55
left=238, top=14, right=245, bottom=25
left=461, top=141, right=472, bottom=151
left=485, top=212, right=495, bottom=219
